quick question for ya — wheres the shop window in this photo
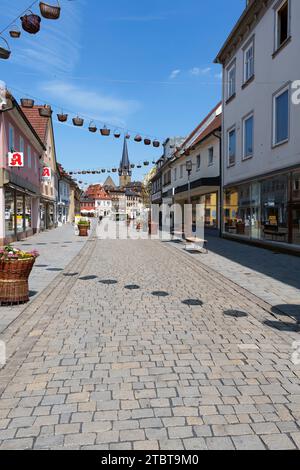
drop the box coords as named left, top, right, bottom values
left=25, top=196, right=32, bottom=229
left=16, top=193, right=25, bottom=233
left=292, top=173, right=300, bottom=201
left=261, top=175, right=288, bottom=242
left=4, top=188, right=15, bottom=236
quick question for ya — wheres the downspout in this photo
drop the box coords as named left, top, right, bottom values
left=212, top=130, right=222, bottom=238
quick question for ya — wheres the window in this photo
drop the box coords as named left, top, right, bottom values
left=27, top=146, right=31, bottom=168
left=19, top=136, right=24, bottom=154
left=228, top=128, right=236, bottom=166
left=244, top=40, right=254, bottom=82
left=9, top=125, right=14, bottom=151
left=196, top=155, right=201, bottom=170
left=276, top=0, right=289, bottom=50
left=273, top=87, right=289, bottom=145
left=227, top=63, right=236, bottom=99
left=180, top=165, right=184, bottom=178
left=174, top=167, right=177, bottom=181
left=208, top=147, right=214, bottom=166
left=243, top=115, right=254, bottom=159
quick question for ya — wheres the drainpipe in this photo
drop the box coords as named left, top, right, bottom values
left=212, top=130, right=222, bottom=238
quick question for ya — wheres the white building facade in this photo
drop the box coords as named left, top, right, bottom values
left=216, top=0, right=300, bottom=247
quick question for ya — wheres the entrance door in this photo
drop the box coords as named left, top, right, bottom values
left=292, top=205, right=300, bottom=245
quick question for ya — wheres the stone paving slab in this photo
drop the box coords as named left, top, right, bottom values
left=166, top=233, right=300, bottom=324
left=0, top=223, right=93, bottom=334
left=0, top=228, right=300, bottom=450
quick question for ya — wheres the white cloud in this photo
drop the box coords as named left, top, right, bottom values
left=190, top=67, right=211, bottom=76
left=169, top=70, right=181, bottom=80
left=39, top=80, right=141, bottom=125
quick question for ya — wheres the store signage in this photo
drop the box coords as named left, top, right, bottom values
left=8, top=152, right=24, bottom=167
left=42, top=167, right=51, bottom=180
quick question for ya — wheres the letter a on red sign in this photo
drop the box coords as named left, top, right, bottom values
left=8, top=152, right=24, bottom=167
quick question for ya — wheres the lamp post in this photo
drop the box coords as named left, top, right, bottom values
left=186, top=160, right=193, bottom=205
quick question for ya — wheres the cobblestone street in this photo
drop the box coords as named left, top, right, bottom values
left=0, top=229, right=300, bottom=450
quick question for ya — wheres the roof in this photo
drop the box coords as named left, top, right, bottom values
left=190, top=113, right=221, bottom=149
left=21, top=105, right=50, bottom=143
left=103, top=176, right=116, bottom=188
left=180, top=102, right=222, bottom=151
left=120, top=137, right=130, bottom=173
left=86, top=184, right=112, bottom=200
left=214, top=0, right=264, bottom=65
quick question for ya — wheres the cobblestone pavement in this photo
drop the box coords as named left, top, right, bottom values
left=0, top=230, right=300, bottom=450
left=0, top=223, right=93, bottom=334
left=168, top=232, right=300, bottom=323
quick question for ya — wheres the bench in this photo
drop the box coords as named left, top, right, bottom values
left=185, top=236, right=208, bottom=253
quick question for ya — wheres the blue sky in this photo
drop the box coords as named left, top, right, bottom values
left=0, top=0, right=245, bottom=185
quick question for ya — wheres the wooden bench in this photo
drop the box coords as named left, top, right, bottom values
left=185, top=236, right=208, bottom=253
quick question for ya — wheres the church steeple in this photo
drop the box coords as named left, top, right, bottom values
left=119, top=137, right=132, bottom=187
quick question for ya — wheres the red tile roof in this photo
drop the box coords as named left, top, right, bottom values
left=86, top=184, right=112, bottom=200
left=21, top=105, right=49, bottom=143
left=191, top=113, right=221, bottom=149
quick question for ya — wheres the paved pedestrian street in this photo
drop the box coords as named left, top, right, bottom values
left=0, top=229, right=300, bottom=450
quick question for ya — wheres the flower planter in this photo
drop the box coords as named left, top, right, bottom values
left=21, top=11, right=41, bottom=34
left=21, top=98, right=34, bottom=108
left=39, top=1, right=61, bottom=20
left=78, top=224, right=89, bottom=236
left=0, top=258, right=35, bottom=304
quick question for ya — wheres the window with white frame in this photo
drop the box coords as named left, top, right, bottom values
left=243, top=114, right=254, bottom=159
left=273, top=86, right=289, bottom=145
left=227, top=62, right=236, bottom=99
left=196, top=154, right=201, bottom=170
left=8, top=124, right=14, bottom=151
left=275, top=0, right=289, bottom=50
left=180, top=164, right=184, bottom=178
left=174, top=167, right=177, bottom=181
left=19, top=136, right=24, bottom=154
left=27, top=145, right=32, bottom=168
left=244, top=40, right=254, bottom=82
left=208, top=147, right=214, bottom=166
left=228, top=128, right=236, bottom=166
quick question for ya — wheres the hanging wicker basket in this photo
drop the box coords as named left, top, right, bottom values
left=100, top=126, right=110, bottom=136
left=39, top=105, right=52, bottom=117
left=144, top=138, right=151, bottom=146
left=9, top=25, right=21, bottom=38
left=21, top=98, right=34, bottom=108
left=0, top=37, right=11, bottom=60
left=153, top=140, right=160, bottom=148
left=57, top=112, right=68, bottom=122
left=112, top=168, right=117, bottom=173
left=73, top=116, right=84, bottom=126
left=101, top=169, right=106, bottom=173
left=39, top=1, right=61, bottom=20
left=88, top=121, right=97, bottom=133
left=114, top=130, right=121, bottom=138
left=0, top=258, right=35, bottom=305
left=21, top=11, right=41, bottom=34
left=134, top=135, right=142, bottom=142
left=137, top=163, right=142, bottom=169
left=130, top=164, right=135, bottom=169
left=125, top=133, right=130, bottom=139
left=144, top=161, right=150, bottom=166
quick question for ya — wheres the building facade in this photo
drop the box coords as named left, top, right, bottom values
left=57, top=164, right=71, bottom=225
left=215, top=0, right=300, bottom=248
left=21, top=105, right=58, bottom=232
left=0, top=93, right=45, bottom=245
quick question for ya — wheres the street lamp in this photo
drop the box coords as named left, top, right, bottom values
left=186, top=160, right=193, bottom=205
